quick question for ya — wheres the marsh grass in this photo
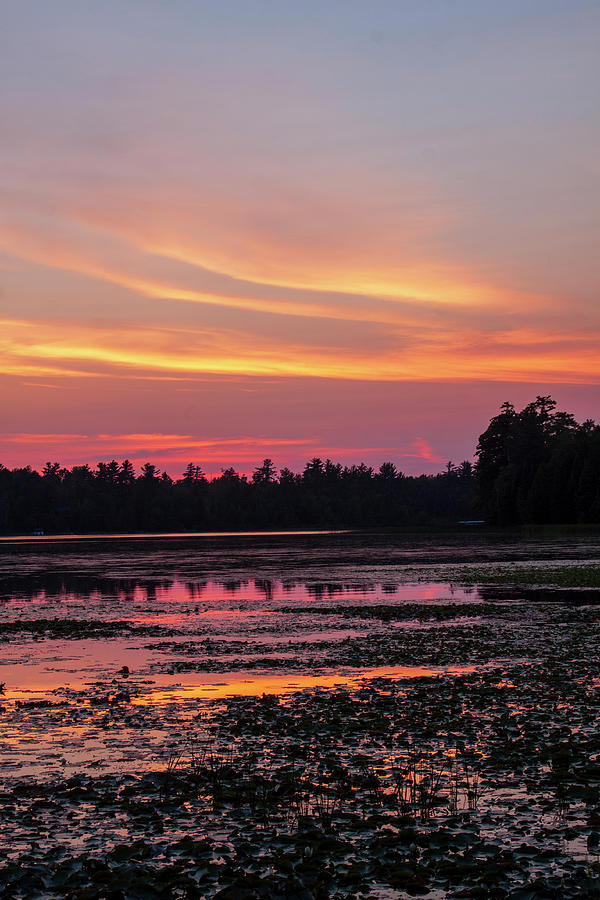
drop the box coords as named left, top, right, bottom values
left=390, top=749, right=481, bottom=819
left=159, top=734, right=483, bottom=834
left=161, top=740, right=356, bottom=829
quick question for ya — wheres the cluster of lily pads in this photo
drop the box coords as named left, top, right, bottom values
left=1, top=543, right=600, bottom=897
left=1, top=645, right=600, bottom=897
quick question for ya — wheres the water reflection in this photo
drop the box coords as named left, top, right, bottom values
left=0, top=574, right=480, bottom=606
left=135, top=664, right=476, bottom=704
left=0, top=574, right=483, bottom=718
left=1, top=533, right=598, bottom=798
left=6, top=573, right=598, bottom=609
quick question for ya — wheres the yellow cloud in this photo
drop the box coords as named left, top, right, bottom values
left=1, top=316, right=599, bottom=384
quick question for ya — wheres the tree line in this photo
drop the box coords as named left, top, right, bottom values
left=475, top=395, right=600, bottom=525
left=0, top=396, right=598, bottom=533
left=0, top=456, right=474, bottom=534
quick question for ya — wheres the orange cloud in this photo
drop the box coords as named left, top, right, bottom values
left=60, top=177, right=550, bottom=312
left=1, top=315, right=599, bottom=385
left=0, top=206, right=554, bottom=332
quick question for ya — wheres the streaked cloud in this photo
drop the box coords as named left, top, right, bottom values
left=1, top=315, right=598, bottom=385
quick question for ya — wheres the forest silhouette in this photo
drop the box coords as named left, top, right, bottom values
left=1, top=397, right=598, bottom=534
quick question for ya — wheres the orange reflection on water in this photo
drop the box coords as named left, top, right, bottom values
left=134, top=664, right=476, bottom=705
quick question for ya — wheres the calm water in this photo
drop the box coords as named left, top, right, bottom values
left=0, top=574, right=479, bottom=695
left=1, top=530, right=598, bottom=776
left=1, top=530, right=598, bottom=693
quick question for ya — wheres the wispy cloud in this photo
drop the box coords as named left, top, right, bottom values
left=0, top=431, right=448, bottom=476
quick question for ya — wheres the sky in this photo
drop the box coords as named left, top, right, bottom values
left=1, top=0, right=599, bottom=477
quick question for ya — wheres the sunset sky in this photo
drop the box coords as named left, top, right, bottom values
left=1, top=1, right=599, bottom=476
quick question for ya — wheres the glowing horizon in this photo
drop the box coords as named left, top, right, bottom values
left=0, top=430, right=445, bottom=479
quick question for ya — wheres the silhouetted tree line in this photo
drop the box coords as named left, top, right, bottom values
left=0, top=455, right=474, bottom=534
left=475, top=396, right=600, bottom=525
left=0, top=396, right=597, bottom=534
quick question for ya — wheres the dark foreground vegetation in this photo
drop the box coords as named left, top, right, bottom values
left=4, top=662, right=600, bottom=899
left=1, top=556, right=600, bottom=898
left=1, top=396, right=598, bottom=533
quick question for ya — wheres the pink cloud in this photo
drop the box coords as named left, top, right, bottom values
left=401, top=437, right=444, bottom=463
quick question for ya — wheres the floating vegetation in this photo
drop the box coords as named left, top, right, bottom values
left=0, top=535, right=599, bottom=897
left=0, top=618, right=175, bottom=642
left=276, top=601, right=494, bottom=621
left=455, top=563, right=600, bottom=588
left=1, top=658, right=600, bottom=897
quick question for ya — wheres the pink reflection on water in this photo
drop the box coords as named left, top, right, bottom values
left=2, top=577, right=480, bottom=610
left=143, top=579, right=479, bottom=608
left=0, top=578, right=481, bottom=710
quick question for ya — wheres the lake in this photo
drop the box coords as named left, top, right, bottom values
left=1, top=531, right=599, bottom=897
